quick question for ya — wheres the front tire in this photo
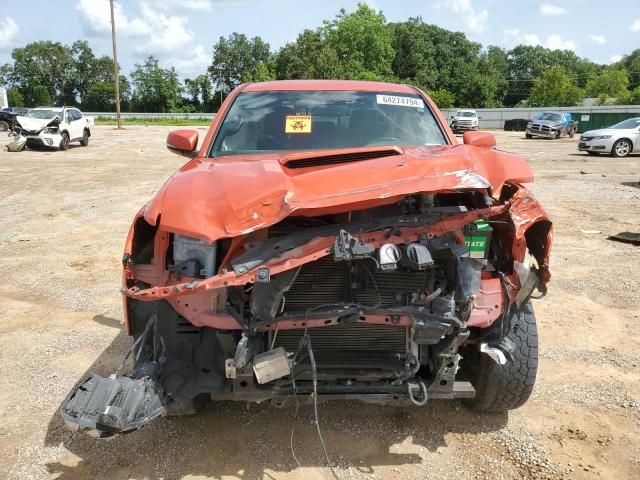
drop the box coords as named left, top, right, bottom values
left=59, top=132, right=70, bottom=151
left=568, top=127, right=575, bottom=138
left=525, top=133, right=532, bottom=139
left=612, top=138, right=632, bottom=158
left=0, top=120, right=9, bottom=132
left=464, top=302, right=538, bottom=412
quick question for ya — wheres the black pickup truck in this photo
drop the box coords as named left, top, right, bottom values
left=0, top=107, right=29, bottom=131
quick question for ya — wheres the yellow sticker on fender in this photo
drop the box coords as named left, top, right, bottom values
left=285, top=115, right=312, bottom=133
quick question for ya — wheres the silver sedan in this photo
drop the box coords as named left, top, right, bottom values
left=578, top=117, right=640, bottom=157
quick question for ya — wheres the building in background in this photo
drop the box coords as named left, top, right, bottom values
left=0, top=87, right=7, bottom=109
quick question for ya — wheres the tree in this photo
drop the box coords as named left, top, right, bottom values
left=10, top=41, right=74, bottom=106
left=7, top=88, right=24, bottom=107
left=586, top=69, right=629, bottom=98
left=527, top=66, right=583, bottom=107
left=504, top=45, right=599, bottom=106
left=427, top=88, right=455, bottom=108
left=208, top=33, right=271, bottom=94
left=130, top=56, right=182, bottom=112
left=615, top=49, right=640, bottom=90
left=321, top=4, right=395, bottom=80
left=32, top=85, right=53, bottom=106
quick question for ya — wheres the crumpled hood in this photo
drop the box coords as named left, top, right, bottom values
left=532, top=119, right=561, bottom=127
left=15, top=116, right=58, bottom=132
left=144, top=144, right=533, bottom=243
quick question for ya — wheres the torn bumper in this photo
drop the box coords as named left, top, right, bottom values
left=60, top=374, right=165, bottom=438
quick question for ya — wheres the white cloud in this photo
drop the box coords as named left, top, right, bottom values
left=133, top=2, right=193, bottom=55
left=609, top=54, right=622, bottom=63
left=76, top=0, right=149, bottom=36
left=544, top=34, right=576, bottom=51
left=540, top=4, right=567, bottom=16
left=523, top=34, right=541, bottom=46
left=503, top=28, right=519, bottom=36
left=631, top=19, right=640, bottom=32
left=0, top=16, right=19, bottom=50
left=166, top=45, right=210, bottom=77
left=588, top=34, right=606, bottom=45
left=438, top=0, right=489, bottom=34
left=76, top=0, right=193, bottom=55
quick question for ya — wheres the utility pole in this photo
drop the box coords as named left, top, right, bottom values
left=109, top=0, right=122, bottom=129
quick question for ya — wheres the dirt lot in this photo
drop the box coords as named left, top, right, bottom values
left=0, top=127, right=639, bottom=480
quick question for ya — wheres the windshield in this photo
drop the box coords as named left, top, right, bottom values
left=211, top=91, right=447, bottom=157
left=26, top=110, right=61, bottom=120
left=610, top=118, right=640, bottom=129
left=456, top=111, right=476, bottom=117
left=534, top=112, right=562, bottom=122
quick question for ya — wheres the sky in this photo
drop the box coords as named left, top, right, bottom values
left=0, top=0, right=639, bottom=78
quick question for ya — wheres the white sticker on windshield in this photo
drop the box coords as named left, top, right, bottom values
left=376, top=95, right=424, bottom=108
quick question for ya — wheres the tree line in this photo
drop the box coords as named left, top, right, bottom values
left=1, top=4, right=639, bottom=112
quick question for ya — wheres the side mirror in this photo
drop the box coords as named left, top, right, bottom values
left=167, top=129, right=199, bottom=157
left=463, top=131, right=496, bottom=148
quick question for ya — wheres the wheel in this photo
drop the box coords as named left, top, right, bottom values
left=525, top=133, right=532, bottom=139
left=164, top=394, right=210, bottom=416
left=59, top=132, right=70, bottom=151
left=0, top=120, right=9, bottom=132
left=612, top=138, right=632, bottom=158
left=568, top=127, right=575, bottom=138
left=463, top=301, right=538, bottom=412
left=80, top=129, right=90, bottom=146
left=555, top=130, right=561, bottom=139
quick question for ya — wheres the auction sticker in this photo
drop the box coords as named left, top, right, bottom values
left=376, top=95, right=424, bottom=108
left=285, top=115, right=312, bottom=133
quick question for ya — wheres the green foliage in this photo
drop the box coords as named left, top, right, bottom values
left=616, top=85, right=640, bottom=105
left=527, top=66, right=584, bottom=107
left=32, top=85, right=53, bottom=106
left=130, top=57, right=182, bottom=113
left=586, top=69, right=629, bottom=98
left=6, top=88, right=24, bottom=107
left=209, top=33, right=271, bottom=93
left=427, top=88, right=455, bottom=108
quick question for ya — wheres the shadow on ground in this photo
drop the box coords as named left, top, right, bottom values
left=44, top=318, right=507, bottom=480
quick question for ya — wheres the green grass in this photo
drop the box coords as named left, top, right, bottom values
left=95, top=117, right=213, bottom=126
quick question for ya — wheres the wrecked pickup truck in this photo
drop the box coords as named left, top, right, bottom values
left=61, top=80, right=552, bottom=437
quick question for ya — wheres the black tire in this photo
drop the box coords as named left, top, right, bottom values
left=59, top=132, right=70, bottom=151
left=463, top=302, right=538, bottom=412
left=80, top=129, right=90, bottom=146
left=525, top=133, right=532, bottom=139
left=568, top=127, right=575, bottom=138
left=164, top=394, right=210, bottom=416
left=0, top=120, right=9, bottom=132
left=611, top=138, right=632, bottom=158
left=555, top=130, right=561, bottom=139
left=586, top=151, right=600, bottom=156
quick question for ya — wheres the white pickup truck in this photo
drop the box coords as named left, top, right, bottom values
left=9, top=106, right=94, bottom=151
left=449, top=109, right=479, bottom=133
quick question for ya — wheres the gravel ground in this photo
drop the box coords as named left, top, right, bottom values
left=0, top=128, right=639, bottom=480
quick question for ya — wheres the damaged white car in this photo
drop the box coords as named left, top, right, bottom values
left=8, top=107, right=93, bottom=151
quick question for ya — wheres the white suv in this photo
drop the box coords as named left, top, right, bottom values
left=12, top=107, right=94, bottom=150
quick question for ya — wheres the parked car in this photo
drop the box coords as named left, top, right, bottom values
left=0, top=107, right=29, bottom=132
left=450, top=109, right=479, bottom=133
left=578, top=117, right=640, bottom=158
left=525, top=112, right=577, bottom=139
left=11, top=107, right=93, bottom=150
left=60, top=80, right=552, bottom=437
